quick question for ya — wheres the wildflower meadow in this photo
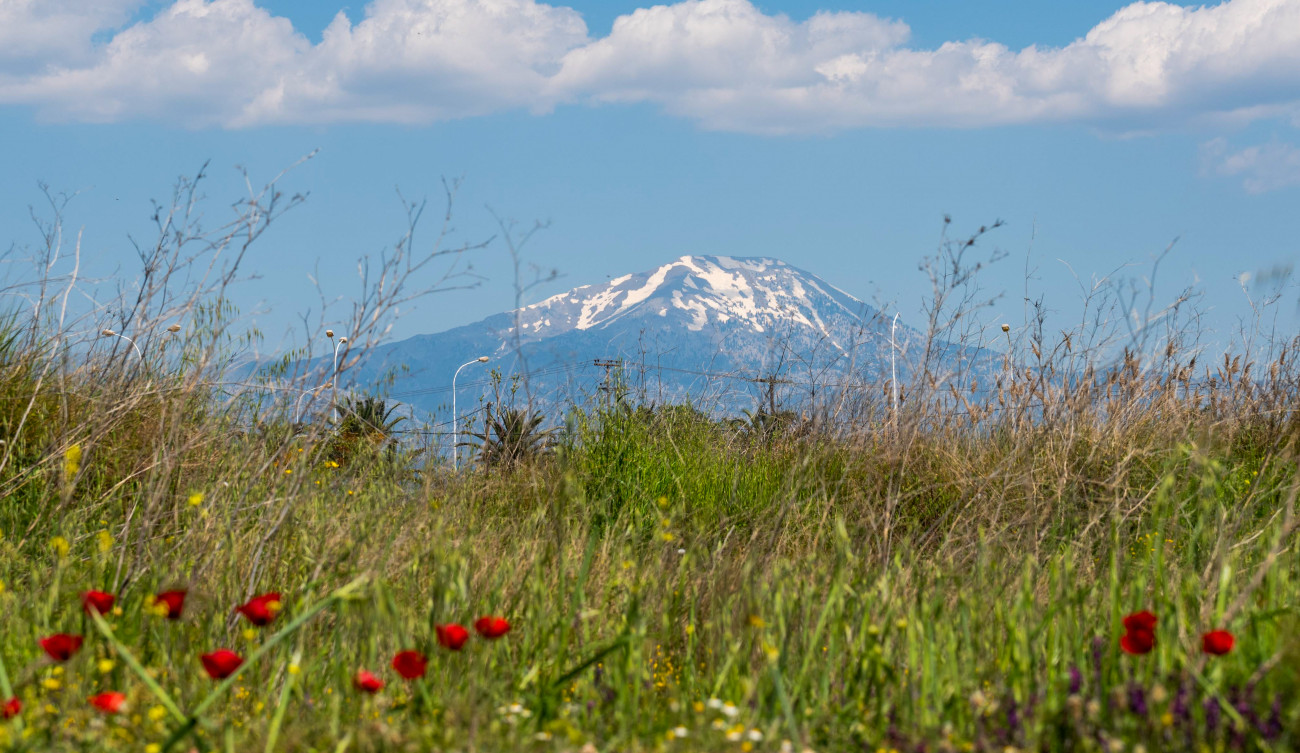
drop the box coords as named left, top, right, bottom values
left=1, top=345, right=1296, bottom=753
left=0, top=187, right=1295, bottom=753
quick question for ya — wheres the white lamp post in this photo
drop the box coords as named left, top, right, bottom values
left=328, top=331, right=347, bottom=421
left=452, top=356, right=490, bottom=470
left=293, top=383, right=331, bottom=425
left=890, top=313, right=900, bottom=415
left=101, top=329, right=144, bottom=361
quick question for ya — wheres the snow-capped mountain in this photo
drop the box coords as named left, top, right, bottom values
left=509, top=255, right=868, bottom=347
left=348, top=255, right=931, bottom=419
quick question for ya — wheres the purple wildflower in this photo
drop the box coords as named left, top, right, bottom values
left=1205, top=696, right=1221, bottom=734
left=1263, top=696, right=1283, bottom=741
left=1128, top=683, right=1148, bottom=717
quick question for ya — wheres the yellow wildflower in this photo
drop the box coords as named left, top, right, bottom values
left=63, top=444, right=82, bottom=478
left=50, top=536, right=70, bottom=560
left=148, top=706, right=168, bottom=722
left=188, top=492, right=204, bottom=507
left=97, top=530, right=113, bottom=553
left=97, top=659, right=115, bottom=674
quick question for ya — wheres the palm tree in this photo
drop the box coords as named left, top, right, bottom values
left=729, top=407, right=799, bottom=443
left=463, top=402, right=553, bottom=469
left=330, top=395, right=407, bottom=464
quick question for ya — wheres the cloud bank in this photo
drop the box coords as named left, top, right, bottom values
left=2, top=0, right=1300, bottom=134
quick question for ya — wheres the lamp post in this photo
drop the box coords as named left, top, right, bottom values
left=890, top=313, right=900, bottom=415
left=452, top=356, right=490, bottom=471
left=328, top=331, right=347, bottom=421
left=101, top=329, right=144, bottom=361
left=293, top=383, right=332, bottom=425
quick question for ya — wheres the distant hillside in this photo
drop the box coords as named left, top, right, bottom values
left=337, top=255, right=974, bottom=421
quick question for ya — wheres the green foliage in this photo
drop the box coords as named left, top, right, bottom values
left=327, top=395, right=407, bottom=465
left=0, top=314, right=1297, bottom=752
left=464, top=402, right=554, bottom=469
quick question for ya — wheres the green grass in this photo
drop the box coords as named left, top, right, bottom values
left=0, top=305, right=1297, bottom=752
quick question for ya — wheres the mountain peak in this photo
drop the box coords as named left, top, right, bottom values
left=515, top=254, right=866, bottom=340
left=356, top=254, right=932, bottom=418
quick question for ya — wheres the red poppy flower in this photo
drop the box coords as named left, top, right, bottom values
left=154, top=590, right=187, bottom=619
left=1120, top=610, right=1157, bottom=655
left=200, top=650, right=243, bottom=680
left=235, top=592, right=282, bottom=626
left=81, top=590, right=115, bottom=615
left=1202, top=629, right=1235, bottom=656
left=1120, top=631, right=1155, bottom=655
left=436, top=623, right=470, bottom=651
left=89, top=692, right=127, bottom=714
left=39, top=633, right=83, bottom=662
left=474, top=616, right=511, bottom=639
left=353, top=669, right=384, bottom=693
left=1122, top=611, right=1157, bottom=633
left=2, top=697, right=20, bottom=719
left=391, top=650, right=427, bottom=680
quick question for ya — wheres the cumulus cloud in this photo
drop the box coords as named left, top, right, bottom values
left=2, top=0, right=1300, bottom=133
left=0, top=0, right=307, bottom=125
left=0, top=0, right=143, bottom=74
left=1202, top=137, right=1300, bottom=193
left=545, top=0, right=1300, bottom=132
left=255, top=0, right=589, bottom=125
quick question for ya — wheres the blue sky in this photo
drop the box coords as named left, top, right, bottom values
left=1, top=0, right=1298, bottom=357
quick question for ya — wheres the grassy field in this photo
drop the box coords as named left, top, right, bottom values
left=0, top=308, right=1296, bottom=753
left=0, top=187, right=1296, bottom=751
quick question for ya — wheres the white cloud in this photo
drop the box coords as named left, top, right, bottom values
left=1202, top=137, right=1300, bottom=193
left=254, top=0, right=589, bottom=125
left=0, top=0, right=143, bottom=73
left=2, top=0, right=1300, bottom=133
left=545, top=0, right=1300, bottom=132
left=547, top=0, right=908, bottom=102
left=0, top=0, right=307, bottom=125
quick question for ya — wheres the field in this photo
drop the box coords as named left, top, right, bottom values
left=0, top=313, right=1297, bottom=753
left=0, top=197, right=1297, bottom=753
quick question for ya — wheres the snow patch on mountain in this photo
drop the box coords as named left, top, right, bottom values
left=511, top=255, right=869, bottom=343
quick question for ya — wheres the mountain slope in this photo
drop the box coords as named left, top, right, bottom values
left=348, top=255, right=932, bottom=419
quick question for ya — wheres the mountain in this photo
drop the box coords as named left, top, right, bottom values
left=344, top=255, right=938, bottom=421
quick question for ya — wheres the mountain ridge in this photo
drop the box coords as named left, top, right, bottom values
left=341, top=254, right=932, bottom=420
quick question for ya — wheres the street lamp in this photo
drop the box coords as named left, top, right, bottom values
left=293, top=382, right=332, bottom=425
left=101, top=329, right=143, bottom=361
left=452, top=356, right=490, bottom=471
left=889, top=313, right=900, bottom=415
left=328, top=331, right=347, bottom=421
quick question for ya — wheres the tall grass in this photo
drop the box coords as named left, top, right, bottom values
left=0, top=180, right=1295, bottom=751
left=0, top=313, right=1295, bottom=752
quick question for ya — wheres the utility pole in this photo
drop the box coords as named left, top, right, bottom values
left=752, top=374, right=791, bottom=417
left=593, top=359, right=622, bottom=406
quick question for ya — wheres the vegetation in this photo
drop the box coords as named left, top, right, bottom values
left=463, top=401, right=555, bottom=469
left=328, top=395, right=408, bottom=464
left=0, top=175, right=1295, bottom=752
